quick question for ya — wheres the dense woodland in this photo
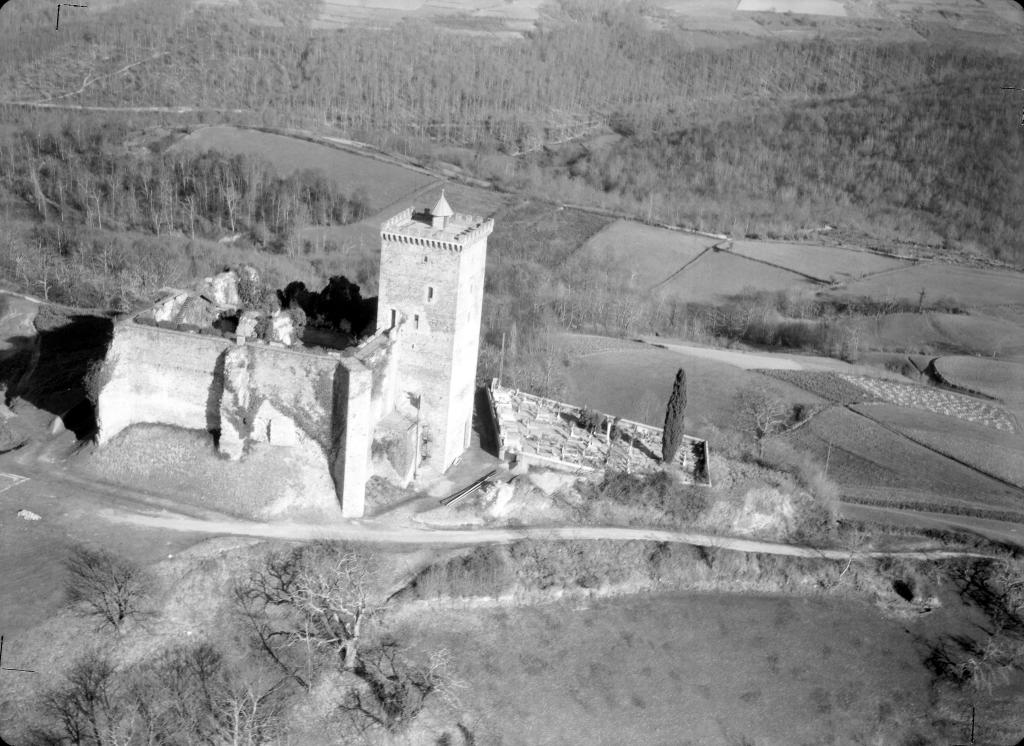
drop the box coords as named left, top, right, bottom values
left=1, top=0, right=1023, bottom=380
left=2, top=0, right=1022, bottom=263
left=0, top=124, right=369, bottom=246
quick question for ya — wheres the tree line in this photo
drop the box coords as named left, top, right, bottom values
left=2, top=0, right=1016, bottom=152
left=3, top=0, right=1022, bottom=261
left=537, top=80, right=1024, bottom=264
left=0, top=123, right=370, bottom=248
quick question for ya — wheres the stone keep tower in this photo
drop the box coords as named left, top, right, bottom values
left=377, top=192, right=493, bottom=471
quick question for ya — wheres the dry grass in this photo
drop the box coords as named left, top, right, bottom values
left=781, top=406, right=1024, bottom=515
left=172, top=126, right=435, bottom=213
left=386, top=544, right=946, bottom=744
left=568, top=219, right=712, bottom=291
left=934, top=356, right=1024, bottom=412
left=78, top=424, right=342, bottom=522
left=562, top=344, right=824, bottom=433
left=728, top=239, right=910, bottom=281
left=848, top=311, right=1024, bottom=358
left=660, top=249, right=817, bottom=303
left=828, top=264, right=1024, bottom=308
left=852, top=403, right=1024, bottom=490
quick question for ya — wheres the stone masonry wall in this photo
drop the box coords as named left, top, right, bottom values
left=96, top=321, right=371, bottom=517
left=96, top=322, right=231, bottom=444
left=446, top=237, right=487, bottom=466
left=377, top=238, right=463, bottom=469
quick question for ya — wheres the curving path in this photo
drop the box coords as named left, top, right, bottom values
left=99, top=506, right=994, bottom=561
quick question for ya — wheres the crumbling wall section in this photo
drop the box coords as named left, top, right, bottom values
left=96, top=321, right=373, bottom=517
left=354, top=328, right=400, bottom=424
left=96, top=322, right=230, bottom=444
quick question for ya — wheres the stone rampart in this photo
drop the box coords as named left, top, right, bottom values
left=96, top=322, right=231, bottom=444
left=96, top=320, right=371, bottom=517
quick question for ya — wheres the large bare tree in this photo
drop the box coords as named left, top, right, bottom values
left=234, top=541, right=383, bottom=686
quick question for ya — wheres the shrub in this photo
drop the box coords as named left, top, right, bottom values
left=577, top=406, right=606, bottom=433
left=82, top=356, right=114, bottom=406
left=65, top=544, right=150, bottom=630
left=402, top=545, right=512, bottom=600
left=581, top=470, right=711, bottom=526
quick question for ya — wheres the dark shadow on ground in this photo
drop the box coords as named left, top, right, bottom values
left=1, top=309, right=113, bottom=440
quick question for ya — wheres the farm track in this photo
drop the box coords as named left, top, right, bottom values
left=3, top=448, right=1008, bottom=559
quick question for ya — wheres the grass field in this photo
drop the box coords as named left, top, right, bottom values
left=391, top=593, right=937, bottom=744
left=780, top=406, right=1024, bottom=513
left=849, top=311, right=1024, bottom=359
left=569, top=220, right=713, bottom=291
left=852, top=402, right=1024, bottom=490
left=562, top=344, right=824, bottom=432
left=663, top=249, right=818, bottom=303
left=825, top=263, right=1024, bottom=308
left=171, top=126, right=436, bottom=212
left=727, top=239, right=910, bottom=281
left=934, top=355, right=1024, bottom=412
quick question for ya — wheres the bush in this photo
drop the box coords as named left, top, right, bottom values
left=65, top=544, right=150, bottom=630
left=758, top=440, right=839, bottom=544
left=401, top=545, right=512, bottom=600
left=82, top=357, right=113, bottom=405
left=580, top=470, right=711, bottom=526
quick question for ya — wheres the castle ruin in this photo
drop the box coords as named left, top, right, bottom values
left=95, top=193, right=493, bottom=518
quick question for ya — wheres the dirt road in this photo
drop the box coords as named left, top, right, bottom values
left=100, top=506, right=996, bottom=561
left=3, top=450, right=999, bottom=561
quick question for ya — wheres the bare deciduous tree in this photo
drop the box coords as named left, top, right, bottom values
left=234, top=542, right=383, bottom=684
left=65, top=544, right=150, bottom=631
left=736, top=388, right=789, bottom=459
left=338, top=642, right=460, bottom=734
left=43, top=650, right=121, bottom=746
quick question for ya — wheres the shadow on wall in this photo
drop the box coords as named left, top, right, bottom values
left=205, top=350, right=227, bottom=447
left=0, top=310, right=114, bottom=440
left=474, top=386, right=500, bottom=457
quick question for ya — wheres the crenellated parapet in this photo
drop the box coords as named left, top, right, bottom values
left=380, top=208, right=493, bottom=253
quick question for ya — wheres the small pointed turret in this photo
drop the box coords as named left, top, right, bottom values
left=431, top=190, right=453, bottom=229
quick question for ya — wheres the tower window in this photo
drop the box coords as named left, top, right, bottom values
left=390, top=308, right=397, bottom=328
left=427, top=286, right=435, bottom=302
left=414, top=314, right=420, bottom=330
left=423, top=255, right=428, bottom=263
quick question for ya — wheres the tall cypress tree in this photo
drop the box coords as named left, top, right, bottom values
left=662, top=368, right=686, bottom=464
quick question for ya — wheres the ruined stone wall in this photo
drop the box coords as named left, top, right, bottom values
left=96, top=321, right=371, bottom=517
left=96, top=322, right=231, bottom=444
left=216, top=343, right=370, bottom=518
left=354, top=328, right=400, bottom=425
